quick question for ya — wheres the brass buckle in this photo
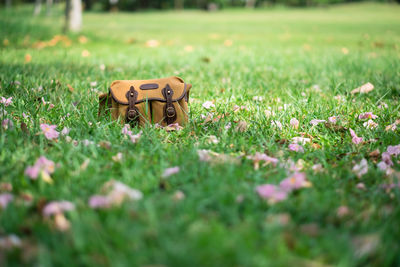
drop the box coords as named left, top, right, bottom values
left=127, top=109, right=138, bottom=120
left=166, top=106, right=175, bottom=118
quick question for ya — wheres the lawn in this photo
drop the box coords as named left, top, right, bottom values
left=1, top=2, right=400, bottom=266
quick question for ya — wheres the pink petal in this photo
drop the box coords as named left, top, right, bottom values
left=162, top=166, right=180, bottom=178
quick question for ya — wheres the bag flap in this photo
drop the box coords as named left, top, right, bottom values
left=109, top=76, right=190, bottom=105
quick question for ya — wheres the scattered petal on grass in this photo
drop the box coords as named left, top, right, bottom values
left=252, top=96, right=264, bottom=102
left=292, top=137, right=310, bottom=145
left=378, top=102, right=388, bottom=109
left=25, top=156, right=56, bottom=180
left=82, top=139, right=94, bottom=146
left=112, top=152, right=123, bottom=162
left=0, top=193, right=13, bottom=208
left=61, top=127, right=70, bottom=135
left=363, top=119, right=378, bottom=129
left=129, top=132, right=142, bottom=144
left=197, top=149, right=239, bottom=164
left=356, top=183, right=366, bottom=190
left=279, top=172, right=310, bottom=192
left=288, top=143, right=304, bottom=153
left=271, top=120, right=282, bottom=130
left=235, top=121, right=247, bottom=132
left=337, top=205, right=350, bottom=218
left=122, top=124, right=132, bottom=135
left=312, top=163, right=324, bottom=173
left=172, top=190, right=185, bottom=201
left=145, top=39, right=159, bottom=48
left=385, top=122, right=398, bottom=131
left=92, top=180, right=143, bottom=208
left=328, top=116, right=338, bottom=123
left=247, top=152, right=278, bottom=170
left=358, top=112, right=378, bottom=120
left=0, top=183, right=12, bottom=191
left=162, top=166, right=180, bottom=179
left=198, top=149, right=212, bottom=162
left=377, top=161, right=389, bottom=171
left=387, top=144, right=400, bottom=156
left=81, top=50, right=90, bottom=57
left=349, top=128, right=363, bottom=144
left=164, top=123, right=183, bottom=132
left=381, top=152, right=393, bottom=166
left=54, top=213, right=71, bottom=231
left=208, top=135, right=219, bottom=144
left=290, top=118, right=299, bottom=129
left=233, top=105, right=248, bottom=112
left=351, top=82, right=374, bottom=94
left=202, top=101, right=215, bottom=109
left=0, top=234, right=22, bottom=250
left=264, top=110, right=275, bottom=117
left=24, top=53, right=32, bottom=63
left=352, top=234, right=380, bottom=258
left=256, top=184, right=288, bottom=203
left=310, top=119, right=326, bottom=126
left=2, top=119, right=13, bottom=130
left=40, top=124, right=59, bottom=140
left=352, top=158, right=368, bottom=178
left=89, top=195, right=110, bottom=209
left=0, top=97, right=12, bottom=106
left=42, top=201, right=75, bottom=216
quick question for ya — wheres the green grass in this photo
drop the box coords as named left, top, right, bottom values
left=1, top=2, right=400, bottom=266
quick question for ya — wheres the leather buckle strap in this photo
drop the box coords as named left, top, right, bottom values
left=125, top=86, right=139, bottom=124
left=162, top=84, right=177, bottom=124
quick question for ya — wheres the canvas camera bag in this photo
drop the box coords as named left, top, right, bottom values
left=98, top=76, right=192, bottom=126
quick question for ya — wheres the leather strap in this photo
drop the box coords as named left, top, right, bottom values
left=162, top=84, right=177, bottom=125
left=125, top=86, right=139, bottom=125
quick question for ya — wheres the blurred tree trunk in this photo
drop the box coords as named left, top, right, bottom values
left=65, top=0, right=82, bottom=32
left=174, top=0, right=183, bottom=10
left=245, top=0, right=255, bottom=8
left=34, top=0, right=42, bottom=15
left=5, top=0, right=12, bottom=8
left=46, top=0, right=53, bottom=16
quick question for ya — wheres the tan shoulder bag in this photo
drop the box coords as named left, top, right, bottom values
left=98, top=76, right=192, bottom=127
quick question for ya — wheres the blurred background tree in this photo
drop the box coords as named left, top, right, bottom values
left=2, top=0, right=399, bottom=11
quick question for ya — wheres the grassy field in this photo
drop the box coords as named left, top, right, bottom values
left=1, top=2, right=400, bottom=266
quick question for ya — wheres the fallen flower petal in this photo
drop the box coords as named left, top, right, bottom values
left=288, top=143, right=304, bottom=153
left=337, top=205, right=350, bottom=217
left=2, top=119, right=13, bottom=130
left=40, top=124, right=59, bottom=140
left=352, top=158, right=368, bottom=178
left=89, top=195, right=110, bottom=209
left=0, top=193, right=13, bottom=208
left=61, top=127, right=70, bottom=135
left=202, top=101, right=215, bottom=110
left=359, top=112, right=378, bottom=120
left=164, top=123, right=183, bottom=132
left=279, top=172, right=310, bottom=192
left=162, top=166, right=180, bottom=178
left=292, top=137, right=311, bottom=145
left=43, top=201, right=75, bottom=216
left=290, top=118, right=299, bottom=129
left=310, top=119, right=326, bottom=126
left=0, top=97, right=12, bottom=107
left=328, top=116, right=338, bottom=124
left=349, top=128, right=363, bottom=144
left=271, top=120, right=282, bottom=130
left=387, top=145, right=400, bottom=156
left=363, top=119, right=378, bottom=129
left=351, top=82, right=374, bottom=94
left=256, top=184, right=287, bottom=203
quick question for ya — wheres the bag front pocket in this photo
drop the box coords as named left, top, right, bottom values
left=111, top=101, right=151, bottom=126
left=151, top=100, right=187, bottom=126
